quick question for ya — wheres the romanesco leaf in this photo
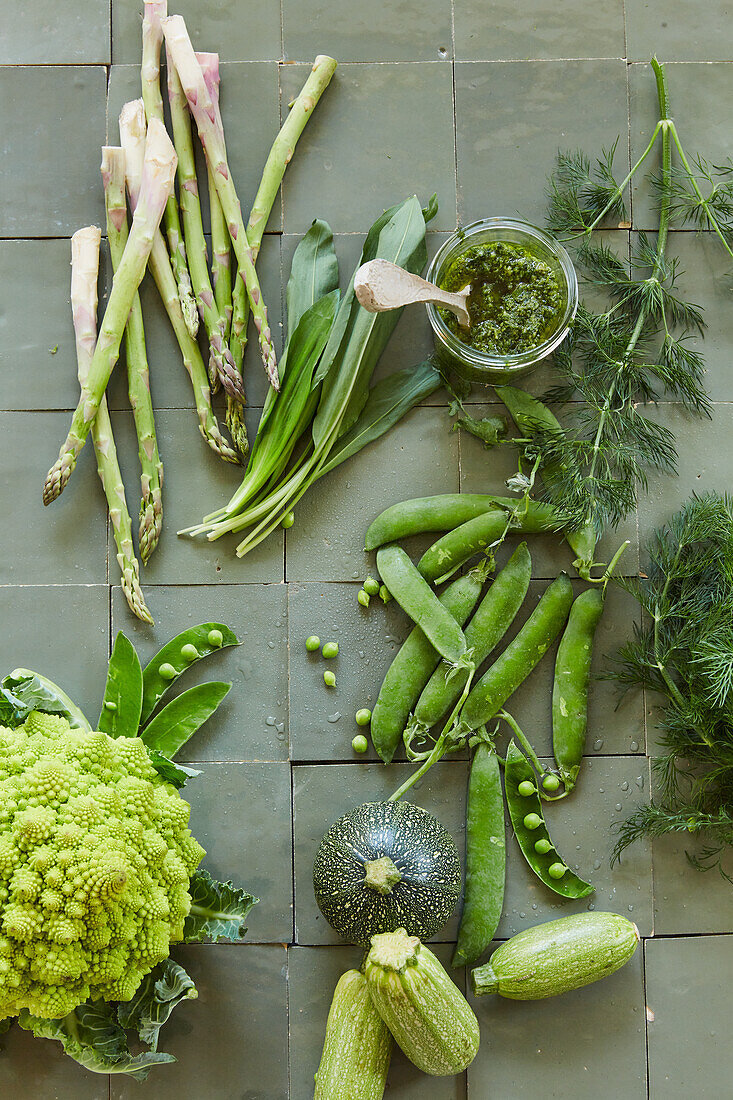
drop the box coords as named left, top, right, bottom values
left=146, top=749, right=201, bottom=789
left=18, top=1002, right=175, bottom=1081
left=184, top=868, right=258, bottom=943
left=117, top=959, right=197, bottom=1052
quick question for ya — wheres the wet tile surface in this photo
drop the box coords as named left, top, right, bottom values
left=645, top=935, right=733, bottom=1098
left=455, top=60, right=629, bottom=226
left=2, top=0, right=110, bottom=64
left=4, top=7, right=733, bottom=1097
left=468, top=943, right=647, bottom=1097
left=110, top=945, right=288, bottom=1098
left=454, top=0, right=625, bottom=61
left=1, top=412, right=108, bottom=584
left=283, top=0, right=453, bottom=62
left=0, top=66, right=107, bottom=237
left=279, top=62, right=457, bottom=233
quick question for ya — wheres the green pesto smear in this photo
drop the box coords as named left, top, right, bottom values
left=438, top=240, right=564, bottom=355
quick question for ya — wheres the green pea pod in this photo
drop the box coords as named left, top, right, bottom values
left=494, top=384, right=596, bottom=571
left=365, top=494, right=506, bottom=550
left=552, top=588, right=605, bottom=790
left=415, top=543, right=532, bottom=730
left=375, top=546, right=468, bottom=664
left=462, top=574, right=573, bottom=730
left=371, top=562, right=490, bottom=763
left=140, top=682, right=232, bottom=759
left=97, top=633, right=143, bottom=738
left=417, top=503, right=563, bottom=584
left=504, top=739, right=593, bottom=899
left=141, top=623, right=240, bottom=724
left=453, top=743, right=506, bottom=968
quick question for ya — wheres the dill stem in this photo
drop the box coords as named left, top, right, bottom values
left=586, top=64, right=676, bottom=499
left=577, top=120, right=663, bottom=239
left=667, top=123, right=733, bottom=262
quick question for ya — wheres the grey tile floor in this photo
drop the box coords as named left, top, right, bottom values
left=1, top=1, right=733, bottom=1096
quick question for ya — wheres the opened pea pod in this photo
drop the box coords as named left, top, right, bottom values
left=504, top=739, right=593, bottom=900
left=140, top=622, right=240, bottom=724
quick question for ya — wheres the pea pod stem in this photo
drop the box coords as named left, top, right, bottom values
left=389, top=668, right=475, bottom=803
left=498, top=711, right=544, bottom=779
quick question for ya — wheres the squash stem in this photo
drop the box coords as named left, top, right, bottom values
left=363, top=856, right=402, bottom=895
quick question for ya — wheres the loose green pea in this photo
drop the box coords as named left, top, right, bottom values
left=355, top=708, right=372, bottom=726
left=523, top=813, right=543, bottom=831
left=548, top=862, right=568, bottom=880
left=159, top=662, right=177, bottom=680
left=363, top=577, right=380, bottom=596
left=379, top=585, right=392, bottom=604
left=352, top=734, right=368, bottom=754
left=207, top=629, right=224, bottom=648
left=542, top=773, right=561, bottom=792
left=305, top=635, right=321, bottom=652
left=104, top=701, right=117, bottom=712
left=324, top=670, right=336, bottom=687
left=181, top=643, right=199, bottom=662
left=534, top=838, right=553, bottom=855
left=357, top=589, right=370, bottom=608
left=281, top=511, right=295, bottom=529
left=517, top=780, right=536, bottom=797
left=322, top=642, right=339, bottom=659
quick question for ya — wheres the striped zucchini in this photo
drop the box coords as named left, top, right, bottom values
left=471, top=911, right=640, bottom=1000
left=314, top=970, right=392, bottom=1099
left=364, top=928, right=480, bottom=1076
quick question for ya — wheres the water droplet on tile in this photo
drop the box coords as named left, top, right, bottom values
left=630, top=740, right=639, bottom=752
left=327, top=712, right=341, bottom=723
left=265, top=716, right=276, bottom=727
left=593, top=739, right=604, bottom=751
left=615, top=803, right=623, bottom=812
left=621, top=780, right=629, bottom=792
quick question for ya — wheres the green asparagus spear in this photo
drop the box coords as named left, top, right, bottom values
left=102, top=146, right=163, bottom=563
left=196, top=50, right=248, bottom=460
left=70, top=224, right=153, bottom=624
left=141, top=0, right=198, bottom=339
left=164, top=48, right=243, bottom=402
left=229, top=54, right=338, bottom=373
left=118, top=99, right=239, bottom=465
left=163, top=14, right=280, bottom=391
left=43, top=119, right=177, bottom=504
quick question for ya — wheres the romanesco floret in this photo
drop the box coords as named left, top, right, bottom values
left=0, top=712, right=205, bottom=1021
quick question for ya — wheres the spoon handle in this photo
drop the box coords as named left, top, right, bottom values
left=354, top=259, right=470, bottom=327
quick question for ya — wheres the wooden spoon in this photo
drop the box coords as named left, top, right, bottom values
left=354, top=258, right=471, bottom=328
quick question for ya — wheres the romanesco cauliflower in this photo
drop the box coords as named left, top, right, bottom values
left=0, top=711, right=205, bottom=1021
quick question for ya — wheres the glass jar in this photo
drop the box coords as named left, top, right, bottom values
left=425, top=218, right=578, bottom=385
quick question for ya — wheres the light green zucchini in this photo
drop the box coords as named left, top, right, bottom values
left=364, top=928, right=480, bottom=1077
left=314, top=969, right=392, bottom=1100
left=471, top=911, right=639, bottom=1000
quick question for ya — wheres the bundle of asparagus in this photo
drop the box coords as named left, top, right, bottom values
left=42, top=0, right=337, bottom=620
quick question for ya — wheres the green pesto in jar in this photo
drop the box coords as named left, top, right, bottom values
left=438, top=240, right=564, bottom=355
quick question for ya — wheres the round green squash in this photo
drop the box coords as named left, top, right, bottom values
left=313, top=801, right=461, bottom=946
